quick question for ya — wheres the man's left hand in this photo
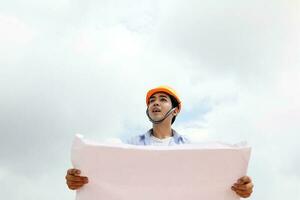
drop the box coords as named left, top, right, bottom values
left=231, top=176, right=253, bottom=198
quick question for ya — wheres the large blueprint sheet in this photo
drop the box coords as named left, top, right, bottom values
left=71, top=134, right=251, bottom=200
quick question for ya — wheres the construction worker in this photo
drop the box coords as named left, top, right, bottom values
left=65, top=86, right=254, bottom=198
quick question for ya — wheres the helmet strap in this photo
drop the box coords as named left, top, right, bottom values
left=146, top=107, right=176, bottom=124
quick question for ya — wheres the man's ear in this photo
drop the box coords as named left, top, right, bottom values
left=173, top=107, right=179, bottom=116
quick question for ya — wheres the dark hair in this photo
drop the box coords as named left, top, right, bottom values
left=169, top=95, right=179, bottom=124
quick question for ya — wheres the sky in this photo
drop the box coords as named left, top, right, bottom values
left=0, top=0, right=299, bottom=199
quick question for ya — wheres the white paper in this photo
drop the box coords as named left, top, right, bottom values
left=71, top=134, right=251, bottom=200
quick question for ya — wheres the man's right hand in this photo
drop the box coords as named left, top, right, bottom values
left=65, top=168, right=89, bottom=190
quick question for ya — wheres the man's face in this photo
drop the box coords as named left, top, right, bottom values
left=148, top=92, right=174, bottom=122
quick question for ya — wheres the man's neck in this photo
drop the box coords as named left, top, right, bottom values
left=152, top=123, right=173, bottom=139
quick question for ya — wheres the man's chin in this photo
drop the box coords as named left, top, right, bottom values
left=150, top=115, right=163, bottom=121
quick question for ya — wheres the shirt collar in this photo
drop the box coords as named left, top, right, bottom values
left=143, top=128, right=183, bottom=145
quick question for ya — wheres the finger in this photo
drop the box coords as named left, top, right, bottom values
left=235, top=190, right=251, bottom=198
left=65, top=174, right=89, bottom=182
left=66, top=179, right=88, bottom=186
left=236, top=193, right=251, bottom=198
left=68, top=185, right=76, bottom=190
left=237, top=176, right=252, bottom=184
left=67, top=181, right=86, bottom=187
left=233, top=187, right=251, bottom=195
left=233, top=182, right=253, bottom=191
left=231, top=185, right=253, bottom=196
left=67, top=180, right=88, bottom=189
left=67, top=168, right=81, bottom=176
left=68, top=184, right=82, bottom=190
left=66, top=174, right=88, bottom=181
left=233, top=186, right=253, bottom=196
left=233, top=187, right=253, bottom=194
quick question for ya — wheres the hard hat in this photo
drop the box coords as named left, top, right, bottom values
left=146, top=86, right=182, bottom=111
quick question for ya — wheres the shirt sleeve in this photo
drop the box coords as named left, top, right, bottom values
left=123, top=135, right=144, bottom=145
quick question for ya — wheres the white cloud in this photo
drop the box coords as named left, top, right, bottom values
left=0, top=15, right=34, bottom=62
left=71, top=25, right=144, bottom=64
left=0, top=1, right=300, bottom=200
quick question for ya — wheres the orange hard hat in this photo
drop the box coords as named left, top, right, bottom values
left=146, top=86, right=182, bottom=111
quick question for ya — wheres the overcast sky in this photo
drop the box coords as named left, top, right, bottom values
left=0, top=0, right=299, bottom=199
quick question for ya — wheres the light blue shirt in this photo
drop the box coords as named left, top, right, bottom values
left=126, top=129, right=190, bottom=146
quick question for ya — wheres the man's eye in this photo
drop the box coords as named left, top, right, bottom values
left=161, top=98, right=167, bottom=101
left=149, top=99, right=155, bottom=103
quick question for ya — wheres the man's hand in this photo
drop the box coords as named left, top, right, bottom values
left=231, top=176, right=253, bottom=198
left=65, top=168, right=89, bottom=190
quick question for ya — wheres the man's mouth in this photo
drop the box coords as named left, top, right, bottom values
left=152, top=108, right=161, bottom=113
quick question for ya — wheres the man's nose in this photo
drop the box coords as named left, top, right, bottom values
left=153, top=100, right=160, bottom=106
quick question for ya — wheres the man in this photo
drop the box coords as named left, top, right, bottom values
left=65, top=86, right=254, bottom=198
